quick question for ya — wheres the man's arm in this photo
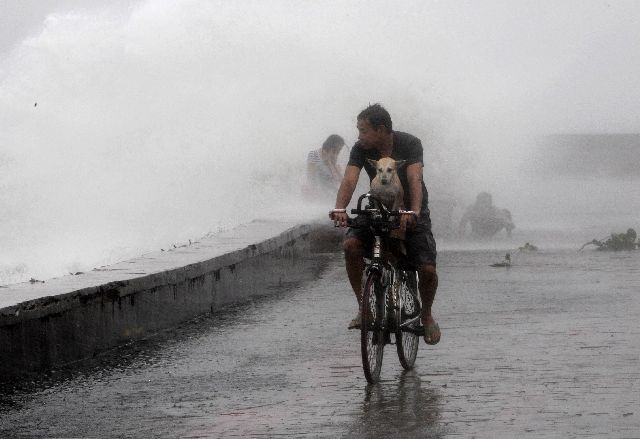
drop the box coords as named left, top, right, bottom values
left=406, top=162, right=423, bottom=213
left=335, top=165, right=360, bottom=208
left=399, top=162, right=423, bottom=232
left=330, top=165, right=360, bottom=226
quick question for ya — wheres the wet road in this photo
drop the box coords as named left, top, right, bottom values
left=1, top=249, right=640, bottom=438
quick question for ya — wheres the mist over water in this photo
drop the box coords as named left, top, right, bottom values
left=2, top=1, right=640, bottom=284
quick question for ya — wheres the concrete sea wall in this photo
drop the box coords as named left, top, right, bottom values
left=0, top=221, right=343, bottom=378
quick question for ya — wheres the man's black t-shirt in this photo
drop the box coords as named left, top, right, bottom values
left=347, top=131, right=430, bottom=218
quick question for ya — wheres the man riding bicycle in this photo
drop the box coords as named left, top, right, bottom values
left=329, top=103, right=441, bottom=345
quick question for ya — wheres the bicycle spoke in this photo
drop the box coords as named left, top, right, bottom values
left=396, top=271, right=420, bottom=370
left=361, top=273, right=384, bottom=383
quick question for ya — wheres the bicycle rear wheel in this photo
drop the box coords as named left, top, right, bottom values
left=361, top=271, right=385, bottom=383
left=396, top=271, right=420, bottom=370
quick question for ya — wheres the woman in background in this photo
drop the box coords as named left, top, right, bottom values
left=303, top=134, right=345, bottom=200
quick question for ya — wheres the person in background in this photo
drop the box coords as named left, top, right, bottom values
left=458, top=192, right=515, bottom=238
left=302, top=134, right=345, bottom=200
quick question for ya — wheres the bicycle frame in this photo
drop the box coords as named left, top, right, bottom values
left=365, top=234, right=393, bottom=334
left=351, top=193, right=422, bottom=335
left=348, top=193, right=423, bottom=383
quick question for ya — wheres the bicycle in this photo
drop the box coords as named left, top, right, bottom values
left=347, top=193, right=424, bottom=384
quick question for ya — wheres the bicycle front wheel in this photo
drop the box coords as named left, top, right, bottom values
left=361, top=271, right=385, bottom=383
left=396, top=271, right=420, bottom=370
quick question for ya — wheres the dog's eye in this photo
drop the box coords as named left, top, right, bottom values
left=387, top=167, right=392, bottom=172
left=378, top=168, right=383, bottom=172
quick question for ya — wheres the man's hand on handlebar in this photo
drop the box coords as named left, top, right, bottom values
left=399, top=210, right=418, bottom=233
left=329, top=208, right=349, bottom=227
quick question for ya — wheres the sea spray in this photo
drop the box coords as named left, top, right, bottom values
left=3, top=1, right=640, bottom=284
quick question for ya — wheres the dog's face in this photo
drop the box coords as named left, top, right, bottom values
left=367, top=158, right=406, bottom=185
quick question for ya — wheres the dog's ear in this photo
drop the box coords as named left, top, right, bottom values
left=366, top=158, right=378, bottom=169
left=395, top=160, right=407, bottom=169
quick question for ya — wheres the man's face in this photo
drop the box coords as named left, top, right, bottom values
left=357, top=118, right=387, bottom=150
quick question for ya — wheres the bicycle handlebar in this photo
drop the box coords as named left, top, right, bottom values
left=350, top=193, right=400, bottom=216
left=346, top=193, right=403, bottom=230
left=333, top=193, right=418, bottom=231
left=349, top=193, right=417, bottom=216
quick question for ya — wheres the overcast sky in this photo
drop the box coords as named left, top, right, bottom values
left=3, top=0, right=640, bottom=134
left=1, top=0, right=136, bottom=55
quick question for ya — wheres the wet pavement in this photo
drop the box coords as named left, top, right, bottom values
left=1, top=249, right=639, bottom=438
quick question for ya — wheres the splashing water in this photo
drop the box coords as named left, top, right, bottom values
left=2, top=1, right=640, bottom=285
left=0, top=2, right=344, bottom=283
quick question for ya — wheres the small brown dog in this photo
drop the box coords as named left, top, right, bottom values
left=367, top=157, right=406, bottom=211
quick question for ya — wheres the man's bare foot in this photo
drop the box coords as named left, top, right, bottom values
left=421, top=314, right=441, bottom=345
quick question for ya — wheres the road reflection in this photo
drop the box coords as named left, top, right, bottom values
left=347, top=369, right=446, bottom=437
